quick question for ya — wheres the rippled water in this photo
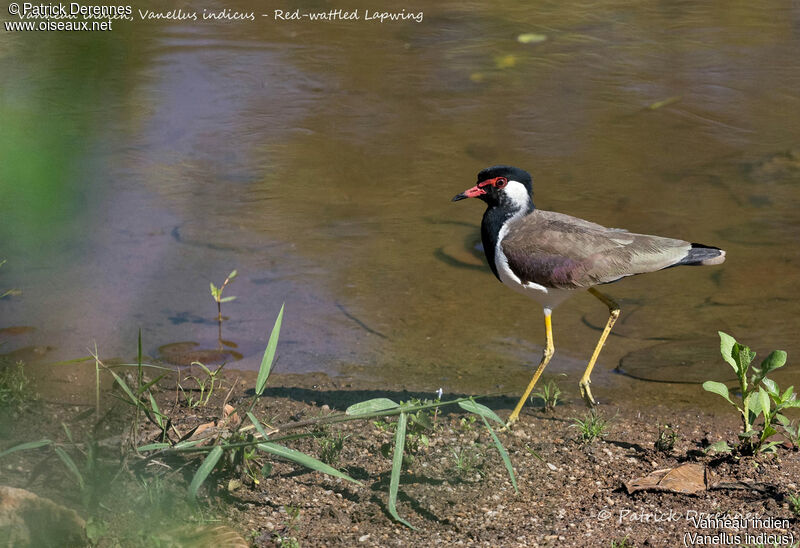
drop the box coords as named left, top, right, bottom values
left=2, top=1, right=799, bottom=399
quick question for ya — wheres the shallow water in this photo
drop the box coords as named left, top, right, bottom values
left=1, top=1, right=799, bottom=400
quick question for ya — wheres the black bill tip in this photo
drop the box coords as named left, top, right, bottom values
left=451, top=193, right=467, bottom=202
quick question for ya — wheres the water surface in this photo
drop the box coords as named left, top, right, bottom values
left=2, top=1, right=799, bottom=399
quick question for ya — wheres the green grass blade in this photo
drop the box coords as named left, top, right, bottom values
left=137, top=442, right=171, bottom=452
left=346, top=398, right=400, bottom=415
left=256, top=303, right=284, bottom=395
left=108, top=362, right=173, bottom=371
left=149, top=393, right=163, bottom=428
left=62, top=423, right=74, bottom=444
left=256, top=442, right=361, bottom=485
left=189, top=445, right=223, bottom=500
left=106, top=368, right=144, bottom=409
left=174, top=439, right=206, bottom=450
left=247, top=412, right=271, bottom=440
left=458, top=399, right=504, bottom=425
left=138, top=372, right=168, bottom=396
left=388, top=412, right=416, bottom=529
left=0, top=439, right=52, bottom=459
left=481, top=415, right=518, bottom=493
left=54, top=447, right=85, bottom=490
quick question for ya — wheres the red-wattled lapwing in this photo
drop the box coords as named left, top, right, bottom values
left=452, top=165, right=726, bottom=425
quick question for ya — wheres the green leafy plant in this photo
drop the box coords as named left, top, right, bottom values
left=778, top=416, right=800, bottom=450
left=572, top=411, right=608, bottom=444
left=532, top=377, right=563, bottom=412
left=210, top=269, right=237, bottom=322
left=654, top=423, right=678, bottom=453
left=703, top=332, right=799, bottom=455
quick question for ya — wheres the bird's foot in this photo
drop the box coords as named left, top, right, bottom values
left=502, top=414, right=520, bottom=431
left=579, top=380, right=597, bottom=408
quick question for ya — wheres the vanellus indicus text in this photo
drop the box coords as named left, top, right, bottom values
left=452, top=165, right=726, bottom=425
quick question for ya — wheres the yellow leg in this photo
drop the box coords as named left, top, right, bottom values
left=506, top=309, right=554, bottom=427
left=580, top=287, right=620, bottom=407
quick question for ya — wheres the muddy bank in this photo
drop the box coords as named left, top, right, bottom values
left=1, top=365, right=798, bottom=547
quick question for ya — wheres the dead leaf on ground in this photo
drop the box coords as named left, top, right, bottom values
left=625, top=463, right=707, bottom=494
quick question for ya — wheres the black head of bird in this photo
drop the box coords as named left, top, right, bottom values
left=452, top=165, right=534, bottom=210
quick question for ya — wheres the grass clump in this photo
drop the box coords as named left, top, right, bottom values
left=572, top=411, right=608, bottom=444
left=532, top=377, right=562, bottom=412
left=451, top=445, right=485, bottom=478
left=0, top=360, right=34, bottom=408
left=317, top=430, right=349, bottom=466
left=703, top=332, right=799, bottom=455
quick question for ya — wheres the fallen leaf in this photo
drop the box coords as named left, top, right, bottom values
left=625, top=463, right=706, bottom=494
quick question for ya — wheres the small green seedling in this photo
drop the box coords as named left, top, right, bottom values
left=572, top=411, right=608, bottom=444
left=451, top=445, right=485, bottom=477
left=458, top=414, right=477, bottom=431
left=778, top=417, right=800, bottom=449
left=210, top=269, right=237, bottom=321
left=703, top=332, right=799, bottom=455
left=179, top=361, right=225, bottom=408
left=654, top=423, right=678, bottom=453
left=378, top=397, right=437, bottom=466
left=788, top=492, right=800, bottom=517
left=273, top=505, right=301, bottom=548
left=317, top=431, right=349, bottom=466
left=532, top=377, right=563, bottom=412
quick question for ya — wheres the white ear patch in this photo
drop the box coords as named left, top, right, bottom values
left=504, top=180, right=530, bottom=209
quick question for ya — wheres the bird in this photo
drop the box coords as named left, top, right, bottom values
left=452, top=165, right=726, bottom=425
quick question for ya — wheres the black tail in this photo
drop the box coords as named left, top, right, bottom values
left=675, top=243, right=726, bottom=266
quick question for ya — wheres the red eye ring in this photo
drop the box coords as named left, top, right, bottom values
left=495, top=177, right=508, bottom=188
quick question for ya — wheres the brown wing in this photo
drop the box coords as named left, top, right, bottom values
left=501, top=210, right=691, bottom=289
